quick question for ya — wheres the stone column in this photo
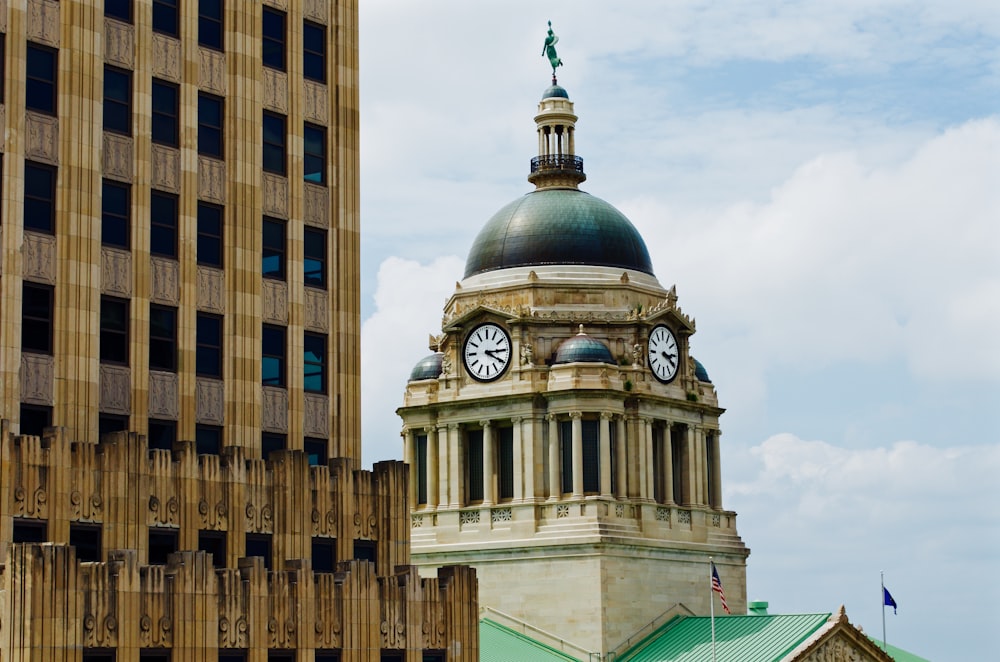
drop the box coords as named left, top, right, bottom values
left=710, top=430, right=723, bottom=509
left=481, top=420, right=494, bottom=506
left=571, top=412, right=584, bottom=497
left=685, top=425, right=698, bottom=506
left=663, top=422, right=674, bottom=504
left=599, top=412, right=613, bottom=497
left=513, top=416, right=527, bottom=501
left=547, top=414, right=560, bottom=499
left=694, top=426, right=706, bottom=506
left=448, top=423, right=462, bottom=507
left=428, top=426, right=440, bottom=508
left=643, top=418, right=655, bottom=502
left=628, top=414, right=643, bottom=500
left=403, top=428, right=415, bottom=508
left=615, top=416, right=627, bottom=499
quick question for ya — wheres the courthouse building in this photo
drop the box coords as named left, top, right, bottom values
left=0, top=1, right=477, bottom=660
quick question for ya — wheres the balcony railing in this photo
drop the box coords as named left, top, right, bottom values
left=530, top=154, right=584, bottom=173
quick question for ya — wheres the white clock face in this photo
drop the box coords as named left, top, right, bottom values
left=647, top=325, right=679, bottom=383
left=463, top=323, right=512, bottom=382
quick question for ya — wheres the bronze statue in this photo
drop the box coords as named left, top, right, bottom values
left=542, top=21, right=563, bottom=76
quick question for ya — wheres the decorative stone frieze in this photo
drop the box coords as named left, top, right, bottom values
left=263, top=69, right=288, bottom=113
left=261, top=386, right=288, bottom=433
left=303, top=182, right=330, bottom=228
left=152, top=144, right=181, bottom=193
left=99, top=364, right=131, bottom=414
left=197, top=266, right=225, bottom=313
left=304, top=0, right=327, bottom=23
left=303, top=393, right=329, bottom=438
left=150, top=256, right=180, bottom=305
left=148, top=371, right=179, bottom=419
left=262, top=172, right=289, bottom=218
left=196, top=378, right=225, bottom=425
left=304, top=287, right=329, bottom=332
left=101, top=247, right=132, bottom=297
left=27, top=0, right=60, bottom=47
left=198, top=155, right=226, bottom=203
left=198, top=47, right=226, bottom=95
left=20, top=353, right=54, bottom=406
left=103, top=133, right=134, bottom=182
left=103, top=18, right=134, bottom=68
left=262, top=279, right=288, bottom=324
left=22, top=231, right=56, bottom=284
left=303, top=80, right=329, bottom=124
left=25, top=112, right=58, bottom=164
left=151, top=33, right=181, bottom=82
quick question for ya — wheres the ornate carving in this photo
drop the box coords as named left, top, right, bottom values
left=151, top=33, right=181, bottom=81
left=303, top=0, right=327, bottom=24
left=556, top=504, right=570, bottom=518
left=152, top=145, right=181, bottom=193
left=261, top=386, right=289, bottom=433
left=23, top=231, right=56, bottom=284
left=804, top=639, right=867, bottom=662
left=138, top=613, right=173, bottom=648
left=104, top=17, right=134, bottom=68
left=304, top=287, right=329, bottom=332
left=20, top=353, right=54, bottom=405
left=149, top=497, right=180, bottom=527
left=198, top=156, right=227, bottom=203
left=198, top=496, right=228, bottom=530
left=303, top=183, right=330, bottom=228
left=196, top=378, right=225, bottom=425
left=262, top=279, right=288, bottom=324
left=103, top=133, right=134, bottom=182
left=219, top=616, right=249, bottom=649
left=100, top=364, right=132, bottom=414
left=303, top=80, right=329, bottom=124
left=268, top=616, right=298, bottom=649
left=712, top=513, right=721, bottom=527
left=197, top=266, right=225, bottom=313
left=263, top=69, right=289, bottom=113
left=198, top=48, right=226, bottom=95
left=102, top=247, right=133, bottom=296
left=262, top=172, right=289, bottom=219
left=491, top=507, right=512, bottom=523
left=148, top=371, right=179, bottom=419
left=303, top=393, right=329, bottom=437
left=615, top=503, right=625, bottom=518
left=245, top=503, right=274, bottom=532
left=459, top=510, right=480, bottom=525
left=656, top=507, right=670, bottom=523
left=520, top=342, right=534, bottom=366
left=25, top=112, right=58, bottom=164
left=150, top=256, right=180, bottom=305
left=677, top=509, right=691, bottom=525
left=411, top=514, right=423, bottom=528
left=27, top=0, right=60, bottom=47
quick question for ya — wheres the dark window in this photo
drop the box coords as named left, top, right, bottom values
left=147, top=419, right=176, bottom=451
left=26, top=43, right=57, bottom=114
left=304, top=227, right=327, bottom=288
left=354, top=539, right=376, bottom=565
left=415, top=434, right=428, bottom=505
left=304, top=332, right=326, bottom=393
left=672, top=426, right=685, bottom=505
left=22, top=283, right=53, bottom=353
left=196, top=425, right=222, bottom=455
left=245, top=533, right=272, bottom=570
left=219, top=655, right=247, bottom=662
left=198, top=0, right=223, bottom=50
left=261, top=432, right=285, bottom=458
left=466, top=430, right=483, bottom=502
left=151, top=80, right=179, bottom=146
left=197, top=202, right=223, bottom=267
left=268, top=653, right=294, bottom=662
left=0, top=34, right=5, bottom=102
left=498, top=426, right=514, bottom=501
left=149, top=305, right=177, bottom=371
left=304, top=437, right=327, bottom=466
left=150, top=191, right=178, bottom=258
left=262, top=112, right=286, bottom=175
left=100, top=297, right=129, bottom=364
left=423, top=653, right=446, bottom=662
left=70, top=523, right=102, bottom=562
left=582, top=419, right=600, bottom=493
left=262, top=325, right=286, bottom=387
left=82, top=653, right=116, bottom=662
left=12, top=519, right=47, bottom=543
left=196, top=313, right=223, bottom=377
left=148, top=528, right=178, bottom=564
left=99, top=415, right=129, bottom=439
left=304, top=123, right=326, bottom=184
left=198, top=529, right=227, bottom=568
left=198, top=93, right=224, bottom=158
left=102, top=180, right=130, bottom=248
left=105, top=0, right=132, bottom=22
left=560, top=421, right=572, bottom=494
left=312, top=537, right=336, bottom=573
left=316, top=653, right=340, bottom=662
left=139, top=651, right=170, bottom=662
left=262, top=216, right=286, bottom=279
left=152, top=0, right=179, bottom=37
left=262, top=8, right=286, bottom=70
left=303, top=21, right=327, bottom=83
left=381, top=652, right=403, bottom=662
left=24, top=162, right=56, bottom=233
left=103, top=66, right=132, bottom=135
left=19, top=405, right=52, bottom=437
left=706, top=431, right=718, bottom=508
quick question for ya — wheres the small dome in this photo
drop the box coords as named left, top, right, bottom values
left=542, top=84, right=569, bottom=99
left=553, top=331, right=615, bottom=366
left=409, top=353, right=443, bottom=381
left=693, top=358, right=711, bottom=383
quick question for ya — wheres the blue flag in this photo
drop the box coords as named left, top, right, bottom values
left=883, top=587, right=897, bottom=615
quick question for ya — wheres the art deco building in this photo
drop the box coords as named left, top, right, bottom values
left=398, top=77, right=749, bottom=657
left=0, top=1, right=477, bottom=659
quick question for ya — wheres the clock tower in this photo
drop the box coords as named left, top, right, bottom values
left=397, top=69, right=749, bottom=658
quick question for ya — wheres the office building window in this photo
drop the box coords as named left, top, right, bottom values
left=102, top=180, right=130, bottom=248
left=304, top=123, right=326, bottom=184
left=140, top=651, right=170, bottom=662
left=262, top=112, right=286, bottom=175
left=152, top=0, right=179, bottom=37
left=423, top=654, right=445, bottom=662
left=198, top=529, right=226, bottom=568
left=219, top=655, right=247, bottom=662
left=196, top=313, right=223, bottom=378
left=150, top=191, right=178, bottom=258
left=103, top=66, right=132, bottom=135
left=466, top=429, right=484, bottom=503
left=312, top=537, right=336, bottom=573
left=24, top=162, right=56, bottom=233
left=22, top=283, right=53, bottom=354
left=197, top=202, right=223, bottom=267
left=261, top=432, right=286, bottom=457
left=304, top=227, right=327, bottom=288
left=262, top=325, right=286, bottom=387
left=199, top=0, right=223, bottom=50
left=70, top=523, right=102, bottom=562
left=198, top=92, right=224, bottom=158
left=12, top=519, right=48, bottom=543
left=151, top=80, right=179, bottom=146
left=245, top=533, right=272, bottom=570
left=148, top=527, right=178, bottom=564
left=19, top=404, right=52, bottom=437
left=354, top=540, right=376, bottom=565
left=147, top=419, right=176, bottom=451
left=100, top=297, right=129, bottom=364
left=304, top=437, right=327, bottom=466
left=149, top=305, right=177, bottom=372
left=99, top=415, right=129, bottom=439
left=303, top=21, right=327, bottom=83
left=196, top=425, right=222, bottom=455
left=262, top=217, right=286, bottom=279
left=304, top=332, right=326, bottom=393
left=315, top=654, right=340, bottom=662
left=105, top=0, right=132, bottom=22
left=81, top=653, right=116, bottom=662
left=26, top=43, right=57, bottom=114
left=262, top=8, right=286, bottom=70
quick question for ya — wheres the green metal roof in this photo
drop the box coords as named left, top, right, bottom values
left=868, top=637, right=932, bottom=662
left=479, top=618, right=582, bottom=662
left=617, top=613, right=831, bottom=662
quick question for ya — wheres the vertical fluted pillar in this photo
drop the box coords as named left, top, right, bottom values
left=599, top=412, right=612, bottom=497
left=571, top=412, right=584, bottom=497
left=710, top=430, right=723, bottom=509
left=663, top=422, right=674, bottom=504
left=694, top=426, right=706, bottom=506
left=685, top=425, right=698, bottom=506
left=643, top=418, right=655, bottom=502
left=448, top=423, right=462, bottom=507
left=481, top=420, right=494, bottom=506
left=436, top=425, right=448, bottom=508
left=513, top=417, right=527, bottom=501
left=615, top=416, right=627, bottom=499
left=403, top=428, right=416, bottom=509
left=547, top=414, right=560, bottom=499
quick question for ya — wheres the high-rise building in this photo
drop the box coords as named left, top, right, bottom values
left=0, top=2, right=477, bottom=659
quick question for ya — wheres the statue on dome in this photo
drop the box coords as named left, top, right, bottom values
left=542, top=21, right=563, bottom=77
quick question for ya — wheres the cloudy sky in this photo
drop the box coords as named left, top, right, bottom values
left=357, top=2, right=1000, bottom=659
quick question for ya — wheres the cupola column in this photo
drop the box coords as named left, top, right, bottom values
left=615, top=416, right=627, bottom=499
left=437, top=425, right=449, bottom=507
left=404, top=428, right=416, bottom=507
left=547, top=414, right=560, bottom=500
left=662, top=422, right=675, bottom=505
left=427, top=426, right=440, bottom=509
left=643, top=418, right=655, bottom=502
left=685, top=425, right=698, bottom=506
left=571, top=412, right=584, bottom=497
left=695, top=426, right=707, bottom=506
left=709, top=430, right=723, bottom=509
left=599, top=413, right=613, bottom=497
left=482, top=420, right=495, bottom=506
left=448, top=423, right=463, bottom=507
left=512, top=417, right=528, bottom=501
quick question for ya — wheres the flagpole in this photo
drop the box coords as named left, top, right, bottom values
left=881, top=570, right=887, bottom=652
left=710, top=557, right=717, bottom=662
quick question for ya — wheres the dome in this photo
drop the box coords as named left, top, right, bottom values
left=553, top=332, right=615, bottom=366
left=693, top=358, right=711, bottom=383
left=463, top=189, right=655, bottom=278
left=409, top=353, right=443, bottom=381
left=542, top=84, right=569, bottom=99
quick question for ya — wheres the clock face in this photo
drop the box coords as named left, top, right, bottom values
left=462, top=323, right=512, bottom=382
left=647, top=325, right=680, bottom=383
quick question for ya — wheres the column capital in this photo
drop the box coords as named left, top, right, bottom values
left=547, top=413, right=559, bottom=422
left=423, top=426, right=437, bottom=435
left=600, top=411, right=614, bottom=421
left=479, top=419, right=492, bottom=429
left=511, top=416, right=523, bottom=425
left=570, top=411, right=583, bottom=420
left=448, top=423, right=460, bottom=432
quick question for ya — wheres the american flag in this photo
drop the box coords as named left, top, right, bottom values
left=711, top=562, right=731, bottom=614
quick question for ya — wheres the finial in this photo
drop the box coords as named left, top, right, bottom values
left=542, top=20, right=563, bottom=79
left=577, top=324, right=585, bottom=335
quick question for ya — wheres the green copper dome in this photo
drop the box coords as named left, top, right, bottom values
left=553, top=333, right=615, bottom=365
left=463, top=189, right=655, bottom=278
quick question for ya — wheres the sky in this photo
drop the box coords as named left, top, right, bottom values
left=357, top=2, right=1000, bottom=660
